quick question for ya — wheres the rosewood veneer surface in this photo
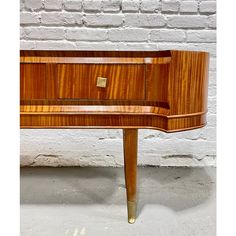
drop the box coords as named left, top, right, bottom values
left=20, top=50, right=209, bottom=131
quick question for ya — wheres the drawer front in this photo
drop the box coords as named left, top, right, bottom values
left=20, top=63, right=46, bottom=99
left=146, top=64, right=169, bottom=102
left=58, top=64, right=145, bottom=100
left=20, top=63, right=58, bottom=100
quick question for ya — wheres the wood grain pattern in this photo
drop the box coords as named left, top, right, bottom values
left=146, top=63, right=169, bottom=102
left=168, top=51, right=209, bottom=115
left=20, top=63, right=58, bottom=99
left=20, top=105, right=170, bottom=116
left=20, top=99, right=169, bottom=107
left=20, top=50, right=209, bottom=132
left=123, top=129, right=137, bottom=202
left=20, top=110, right=206, bottom=133
left=123, top=129, right=137, bottom=223
left=58, top=64, right=145, bottom=100
left=46, top=64, right=58, bottom=99
left=20, top=63, right=46, bottom=99
left=20, top=50, right=172, bottom=64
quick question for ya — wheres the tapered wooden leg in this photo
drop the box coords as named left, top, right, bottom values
left=123, top=129, right=138, bottom=224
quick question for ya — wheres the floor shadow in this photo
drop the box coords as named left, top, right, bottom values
left=136, top=166, right=215, bottom=217
left=20, top=167, right=121, bottom=205
left=20, top=166, right=215, bottom=218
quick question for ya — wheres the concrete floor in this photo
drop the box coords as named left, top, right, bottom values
left=20, top=167, right=216, bottom=236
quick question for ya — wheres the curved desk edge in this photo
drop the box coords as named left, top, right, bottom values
left=20, top=105, right=207, bottom=132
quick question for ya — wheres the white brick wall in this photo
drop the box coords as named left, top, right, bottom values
left=140, top=0, right=160, bottom=12
left=122, top=0, right=139, bottom=12
left=44, top=0, right=63, bottom=10
left=64, top=1, right=82, bottom=11
left=20, top=0, right=216, bottom=167
left=180, top=1, right=198, bottom=13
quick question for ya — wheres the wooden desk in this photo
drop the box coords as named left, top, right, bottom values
left=20, top=50, right=209, bottom=223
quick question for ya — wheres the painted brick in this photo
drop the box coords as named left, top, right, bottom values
left=208, top=84, right=216, bottom=97
left=204, top=127, right=216, bottom=141
left=83, top=0, right=102, bottom=12
left=200, top=1, right=216, bottom=14
left=20, top=0, right=216, bottom=167
left=44, top=0, right=62, bottom=10
left=102, top=0, right=121, bottom=12
left=84, top=14, right=123, bottom=27
left=20, top=40, right=36, bottom=49
left=208, top=15, right=216, bottom=28
left=150, top=30, right=186, bottom=42
left=20, top=28, right=26, bottom=39
left=122, top=0, right=139, bottom=12
left=209, top=71, right=216, bottom=86
left=187, top=30, right=216, bottom=42
left=162, top=0, right=179, bottom=13
left=75, top=42, right=119, bottom=50
left=64, top=0, right=82, bottom=11
left=41, top=12, right=63, bottom=25
left=209, top=57, right=216, bottom=71
left=24, top=0, right=42, bottom=11
left=125, top=14, right=166, bottom=27
left=109, top=29, right=149, bottom=42
left=207, top=114, right=216, bottom=128
left=66, top=28, right=107, bottom=41
left=167, top=15, right=207, bottom=28
left=117, top=43, right=158, bottom=50
left=180, top=1, right=198, bottom=13
left=63, top=13, right=83, bottom=25
left=20, top=12, right=40, bottom=25
left=140, top=0, right=160, bottom=13
left=34, top=40, right=77, bottom=50
left=41, top=12, right=83, bottom=25
left=208, top=98, right=216, bottom=114
left=24, top=27, right=65, bottom=40
left=20, top=129, right=216, bottom=167
left=20, top=0, right=25, bottom=11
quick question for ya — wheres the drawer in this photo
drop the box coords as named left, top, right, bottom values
left=20, top=63, right=46, bottom=99
left=58, top=64, right=145, bottom=100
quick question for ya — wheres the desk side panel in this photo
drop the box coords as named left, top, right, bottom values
left=168, top=51, right=209, bottom=116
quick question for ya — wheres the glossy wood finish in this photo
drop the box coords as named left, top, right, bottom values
left=20, top=50, right=172, bottom=64
left=146, top=63, right=169, bottom=102
left=123, top=129, right=137, bottom=224
left=20, top=63, right=58, bottom=99
left=20, top=105, right=206, bottom=132
left=58, top=64, right=145, bottom=100
left=168, top=51, right=209, bottom=115
left=20, top=63, right=46, bottom=99
left=20, top=50, right=209, bottom=132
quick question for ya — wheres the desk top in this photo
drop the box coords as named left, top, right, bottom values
left=20, top=50, right=172, bottom=64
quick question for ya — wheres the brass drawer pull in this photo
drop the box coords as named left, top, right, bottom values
left=96, top=77, right=107, bottom=88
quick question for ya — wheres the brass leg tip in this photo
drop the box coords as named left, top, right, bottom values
left=128, top=217, right=136, bottom=224
left=127, top=201, right=136, bottom=224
